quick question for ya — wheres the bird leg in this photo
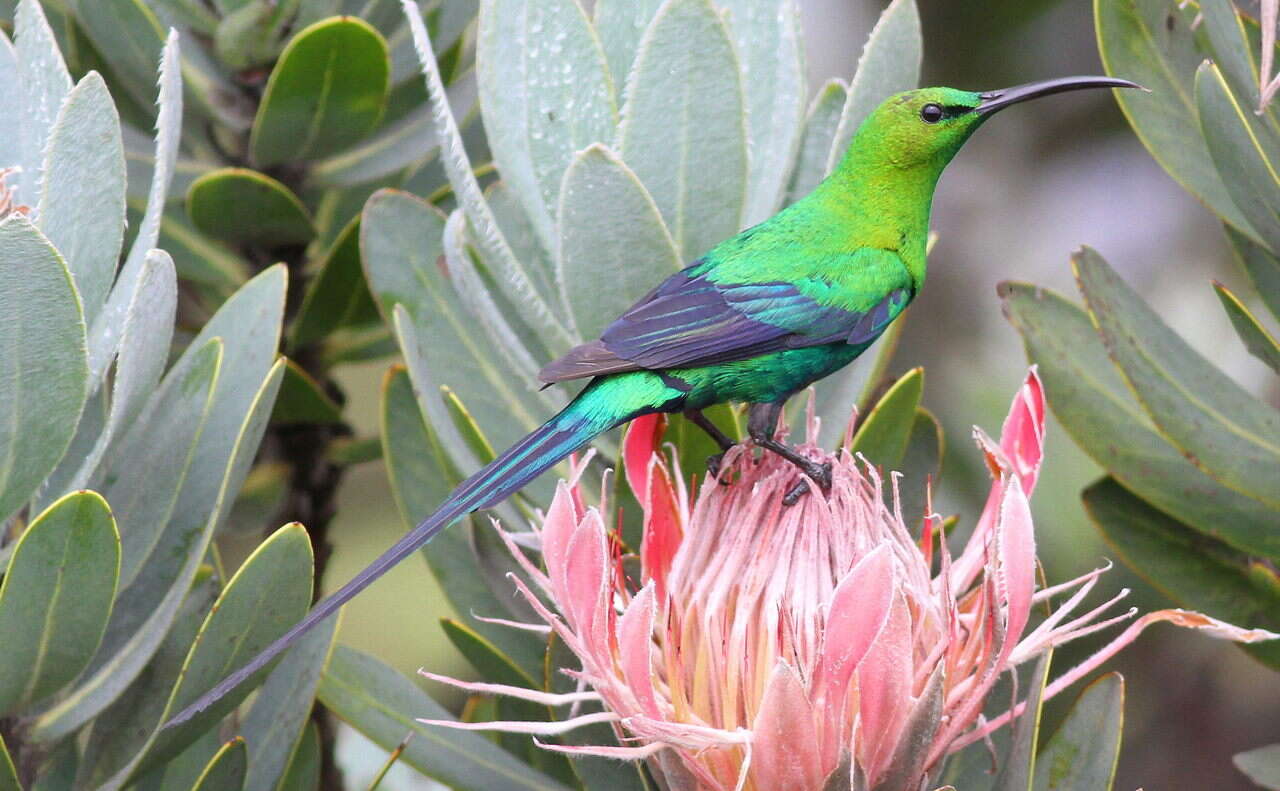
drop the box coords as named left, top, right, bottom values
left=684, top=409, right=737, bottom=481
left=747, top=402, right=832, bottom=505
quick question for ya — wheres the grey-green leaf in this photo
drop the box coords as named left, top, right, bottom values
left=241, top=608, right=339, bottom=791
left=1031, top=674, right=1124, bottom=791
left=476, top=0, right=617, bottom=253
left=1074, top=247, right=1280, bottom=510
left=363, top=190, right=549, bottom=455
left=1000, top=280, right=1279, bottom=557
left=31, top=359, right=285, bottom=743
left=0, top=217, right=88, bottom=525
left=1196, top=62, right=1280, bottom=255
left=720, top=0, right=806, bottom=224
left=90, top=31, right=182, bottom=383
left=66, top=0, right=165, bottom=114
left=318, top=645, right=573, bottom=791
left=619, top=0, right=747, bottom=261
left=1095, top=0, right=1257, bottom=238
left=0, top=734, right=17, bottom=791
left=0, top=491, right=118, bottom=715
left=192, top=739, right=247, bottom=791
left=826, top=0, right=921, bottom=173
left=848, top=367, right=923, bottom=470
left=1215, top=281, right=1280, bottom=373
left=12, top=0, right=72, bottom=201
left=788, top=78, right=848, bottom=203
left=592, top=0, right=663, bottom=99
left=1235, top=744, right=1280, bottom=790
left=380, top=364, right=547, bottom=681
left=101, top=337, right=220, bottom=589
left=36, top=71, right=126, bottom=327
left=113, top=523, right=314, bottom=786
left=1226, top=224, right=1280, bottom=324
left=995, top=649, right=1053, bottom=791
left=402, top=0, right=573, bottom=351
left=556, top=144, right=680, bottom=340
left=71, top=250, right=177, bottom=492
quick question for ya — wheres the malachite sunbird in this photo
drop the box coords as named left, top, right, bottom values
left=169, top=75, right=1140, bottom=725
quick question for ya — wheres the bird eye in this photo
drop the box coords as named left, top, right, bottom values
left=920, top=103, right=944, bottom=124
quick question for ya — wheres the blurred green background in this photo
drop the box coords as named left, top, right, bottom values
left=320, top=1, right=1280, bottom=787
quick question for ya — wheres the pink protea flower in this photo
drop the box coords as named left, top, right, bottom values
left=421, top=369, right=1276, bottom=791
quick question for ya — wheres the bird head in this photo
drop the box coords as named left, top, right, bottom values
left=851, top=76, right=1143, bottom=172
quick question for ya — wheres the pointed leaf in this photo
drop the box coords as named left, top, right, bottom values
left=1227, top=224, right=1280, bottom=324
left=1083, top=477, right=1280, bottom=668
left=36, top=71, right=126, bottom=326
left=277, top=721, right=321, bottom=791
left=273, top=358, right=343, bottom=425
left=1000, top=280, right=1279, bottom=557
left=995, top=649, right=1054, bottom=791
left=102, top=338, right=221, bottom=589
left=1215, top=281, right=1280, bottom=372
left=619, top=0, right=747, bottom=260
left=113, top=524, right=314, bottom=785
left=1095, top=0, right=1257, bottom=238
left=67, top=251, right=177, bottom=494
left=477, top=0, right=616, bottom=253
left=241, top=609, right=339, bottom=791
left=12, top=0, right=72, bottom=201
left=0, top=217, right=88, bottom=524
left=788, top=78, right=848, bottom=203
left=66, top=0, right=165, bottom=113
left=380, top=364, right=548, bottom=681
left=593, top=0, right=663, bottom=100
left=402, top=0, right=574, bottom=350
left=1235, top=744, right=1280, bottom=790
left=1031, top=674, right=1124, bottom=791
left=0, top=734, right=17, bottom=791
left=192, top=739, right=247, bottom=791
left=290, top=217, right=378, bottom=347
left=31, top=359, right=286, bottom=742
left=363, top=189, right=551, bottom=454
left=250, top=17, right=390, bottom=166
left=826, top=0, right=921, bottom=173
left=557, top=144, right=681, bottom=340
left=1196, top=62, right=1280, bottom=255
left=187, top=169, right=315, bottom=246
left=319, top=646, right=573, bottom=791
left=1074, top=247, right=1280, bottom=509
left=849, top=367, right=923, bottom=469
left=720, top=0, right=806, bottom=223
left=0, top=491, right=118, bottom=715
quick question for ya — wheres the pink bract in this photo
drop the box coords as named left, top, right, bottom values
left=419, top=369, right=1276, bottom=791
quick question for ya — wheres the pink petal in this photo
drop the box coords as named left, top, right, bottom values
left=857, top=591, right=913, bottom=783
left=624, top=414, right=666, bottom=505
left=541, top=482, right=580, bottom=592
left=640, top=458, right=684, bottom=599
left=995, top=475, right=1036, bottom=652
left=618, top=583, right=661, bottom=719
left=417, top=711, right=619, bottom=734
left=562, top=512, right=610, bottom=640
left=751, top=662, right=824, bottom=791
left=532, top=739, right=666, bottom=760
left=999, top=367, right=1046, bottom=496
left=417, top=669, right=601, bottom=705
left=814, top=545, right=896, bottom=765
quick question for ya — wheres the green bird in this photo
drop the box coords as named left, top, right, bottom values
left=169, top=75, right=1139, bottom=725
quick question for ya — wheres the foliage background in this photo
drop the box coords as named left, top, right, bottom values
left=322, top=1, right=1279, bottom=788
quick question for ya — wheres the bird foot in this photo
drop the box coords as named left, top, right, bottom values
left=706, top=451, right=732, bottom=484
left=782, top=461, right=833, bottom=506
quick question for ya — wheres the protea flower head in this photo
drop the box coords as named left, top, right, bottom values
left=420, top=369, right=1276, bottom=791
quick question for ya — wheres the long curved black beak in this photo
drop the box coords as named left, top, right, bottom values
left=977, top=76, right=1144, bottom=115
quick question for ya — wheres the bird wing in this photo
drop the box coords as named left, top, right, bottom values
left=539, top=253, right=912, bottom=383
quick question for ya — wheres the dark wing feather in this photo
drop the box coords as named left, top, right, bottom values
left=538, top=268, right=910, bottom=383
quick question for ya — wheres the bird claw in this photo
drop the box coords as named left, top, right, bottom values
left=782, top=461, right=833, bottom=506
left=706, top=452, right=731, bottom=484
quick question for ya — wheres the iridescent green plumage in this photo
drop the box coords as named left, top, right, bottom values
left=169, top=76, right=1140, bottom=725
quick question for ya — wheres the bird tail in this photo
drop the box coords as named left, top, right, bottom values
left=165, top=376, right=649, bottom=727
